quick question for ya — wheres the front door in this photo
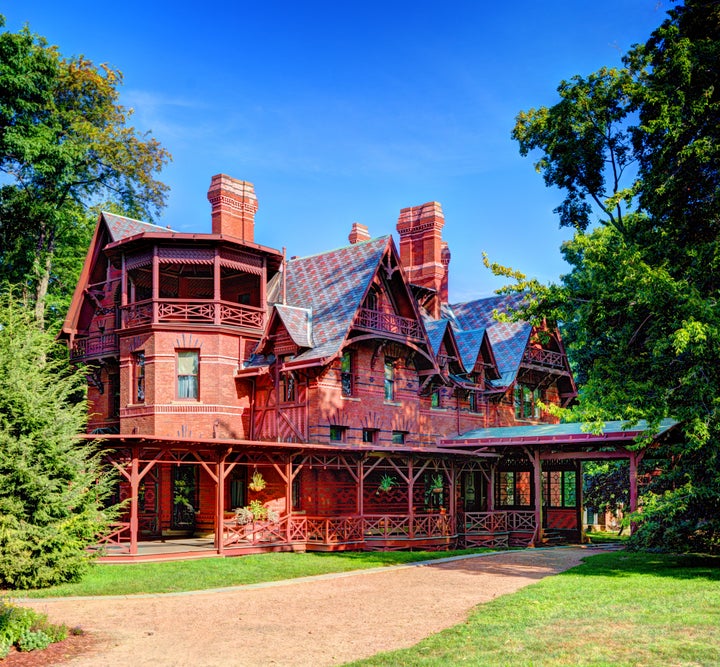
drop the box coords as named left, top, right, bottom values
left=460, top=471, right=486, bottom=512
left=171, top=465, right=198, bottom=531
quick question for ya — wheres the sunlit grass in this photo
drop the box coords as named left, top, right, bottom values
left=350, top=551, right=720, bottom=666
left=12, top=548, right=491, bottom=598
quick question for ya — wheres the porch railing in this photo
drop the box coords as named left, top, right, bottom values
left=461, top=511, right=508, bottom=533
left=92, top=522, right=132, bottom=554
left=522, top=347, right=566, bottom=371
left=354, top=308, right=424, bottom=341
left=70, top=333, right=119, bottom=362
left=120, top=299, right=266, bottom=330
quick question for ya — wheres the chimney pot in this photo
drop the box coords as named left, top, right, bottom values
left=207, top=174, right=258, bottom=242
left=348, top=222, right=371, bottom=244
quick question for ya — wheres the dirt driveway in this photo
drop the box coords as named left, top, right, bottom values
left=19, top=546, right=607, bottom=666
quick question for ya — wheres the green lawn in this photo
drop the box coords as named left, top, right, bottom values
left=12, top=548, right=491, bottom=598
left=349, top=551, right=720, bottom=666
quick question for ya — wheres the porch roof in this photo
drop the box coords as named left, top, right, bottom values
left=81, top=433, right=499, bottom=458
left=440, top=419, right=679, bottom=448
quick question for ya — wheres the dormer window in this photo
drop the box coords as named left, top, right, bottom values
left=366, top=288, right=379, bottom=311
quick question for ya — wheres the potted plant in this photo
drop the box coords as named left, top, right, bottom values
left=377, top=473, right=396, bottom=494
left=249, top=470, right=267, bottom=492
left=430, top=474, right=444, bottom=493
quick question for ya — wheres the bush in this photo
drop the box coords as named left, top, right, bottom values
left=0, top=598, right=69, bottom=655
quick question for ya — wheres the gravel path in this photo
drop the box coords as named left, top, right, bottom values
left=19, top=546, right=607, bottom=666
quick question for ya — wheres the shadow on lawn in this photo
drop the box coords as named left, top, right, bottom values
left=563, top=550, right=720, bottom=581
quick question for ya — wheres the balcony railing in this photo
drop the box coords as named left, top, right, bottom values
left=522, top=347, right=567, bottom=371
left=120, top=299, right=266, bottom=331
left=70, top=333, right=119, bottom=362
left=354, top=307, right=424, bottom=341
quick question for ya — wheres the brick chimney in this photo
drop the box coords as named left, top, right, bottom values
left=348, top=222, right=371, bottom=244
left=207, top=174, right=258, bottom=242
left=396, top=201, right=449, bottom=315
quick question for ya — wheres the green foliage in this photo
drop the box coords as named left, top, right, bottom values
left=0, top=599, right=68, bottom=655
left=0, top=291, right=117, bottom=588
left=502, top=1, right=720, bottom=553
left=0, top=15, right=170, bottom=328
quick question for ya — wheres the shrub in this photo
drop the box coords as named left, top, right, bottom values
left=0, top=598, right=69, bottom=655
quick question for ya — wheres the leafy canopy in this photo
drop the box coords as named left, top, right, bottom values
left=0, top=16, right=170, bottom=328
left=504, top=0, right=720, bottom=552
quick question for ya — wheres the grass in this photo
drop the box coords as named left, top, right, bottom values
left=586, top=529, right=630, bottom=545
left=348, top=551, right=720, bottom=666
left=12, top=547, right=491, bottom=598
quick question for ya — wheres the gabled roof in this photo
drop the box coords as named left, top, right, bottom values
left=101, top=211, right=171, bottom=242
left=423, top=318, right=451, bottom=357
left=454, top=328, right=499, bottom=379
left=447, top=294, right=532, bottom=386
left=274, top=304, right=313, bottom=348
left=268, top=236, right=393, bottom=364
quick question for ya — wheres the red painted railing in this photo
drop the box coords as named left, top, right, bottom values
left=461, top=511, right=509, bottom=533
left=507, top=510, right=536, bottom=531
left=522, top=347, right=566, bottom=370
left=120, top=299, right=265, bottom=330
left=70, top=333, right=119, bottom=362
left=354, top=308, right=424, bottom=340
left=92, top=522, right=132, bottom=554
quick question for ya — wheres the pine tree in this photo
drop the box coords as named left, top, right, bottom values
left=0, top=291, right=115, bottom=588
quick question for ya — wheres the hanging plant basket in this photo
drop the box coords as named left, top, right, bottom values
left=249, top=470, right=267, bottom=493
left=429, top=474, right=444, bottom=493
left=377, top=473, right=396, bottom=494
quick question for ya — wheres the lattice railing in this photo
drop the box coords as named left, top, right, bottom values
left=223, top=516, right=288, bottom=547
left=92, top=522, right=131, bottom=553
left=461, top=511, right=508, bottom=533
left=305, top=516, right=364, bottom=543
left=354, top=308, right=423, bottom=340
left=507, top=511, right=536, bottom=531
left=363, top=514, right=410, bottom=538
left=70, top=333, right=119, bottom=362
left=412, top=513, right=453, bottom=538
left=120, top=299, right=265, bottom=330
left=522, top=347, right=566, bottom=370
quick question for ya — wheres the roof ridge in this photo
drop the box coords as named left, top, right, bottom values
left=287, top=235, right=391, bottom=263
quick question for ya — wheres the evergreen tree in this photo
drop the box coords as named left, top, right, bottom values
left=0, top=291, right=115, bottom=588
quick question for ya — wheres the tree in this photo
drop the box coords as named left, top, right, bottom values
left=0, top=17, right=170, bottom=329
left=0, top=290, right=116, bottom=588
left=505, top=0, right=720, bottom=552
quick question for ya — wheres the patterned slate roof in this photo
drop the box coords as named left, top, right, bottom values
left=423, top=318, right=450, bottom=356
left=454, top=328, right=487, bottom=373
left=101, top=211, right=171, bottom=242
left=274, top=304, right=313, bottom=348
left=278, top=236, right=392, bottom=363
left=447, top=293, right=531, bottom=384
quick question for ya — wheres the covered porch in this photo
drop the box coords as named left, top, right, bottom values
left=90, top=435, right=503, bottom=561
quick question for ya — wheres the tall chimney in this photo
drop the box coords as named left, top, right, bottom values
left=396, top=201, right=448, bottom=315
left=348, top=222, right=371, bottom=244
left=207, top=174, right=258, bottom=242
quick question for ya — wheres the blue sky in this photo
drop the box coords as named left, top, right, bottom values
left=6, top=2, right=668, bottom=301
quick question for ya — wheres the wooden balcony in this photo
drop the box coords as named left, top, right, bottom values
left=70, top=333, right=119, bottom=362
left=354, top=307, right=424, bottom=341
left=120, top=299, right=266, bottom=331
left=522, top=347, right=568, bottom=372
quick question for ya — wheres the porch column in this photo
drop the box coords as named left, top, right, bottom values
left=286, top=458, right=293, bottom=543
left=213, top=248, right=221, bottom=325
left=576, top=460, right=585, bottom=543
left=151, top=245, right=159, bottom=324
left=357, top=458, right=364, bottom=516
left=407, top=458, right=414, bottom=539
left=129, top=447, right=140, bottom=555
left=629, top=451, right=639, bottom=535
left=487, top=464, right=496, bottom=512
left=215, top=453, right=226, bottom=554
left=120, top=253, right=127, bottom=307
left=531, top=448, right=543, bottom=546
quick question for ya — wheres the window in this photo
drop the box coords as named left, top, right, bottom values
left=431, top=388, right=441, bottom=408
left=281, top=371, right=296, bottom=403
left=341, top=350, right=354, bottom=397
left=468, top=391, right=478, bottom=413
left=384, top=358, right=395, bottom=401
left=133, top=352, right=145, bottom=403
left=496, top=471, right=532, bottom=507
left=514, top=383, right=542, bottom=419
left=329, top=425, right=346, bottom=442
left=362, top=428, right=377, bottom=444
left=109, top=372, right=120, bottom=417
left=543, top=470, right=577, bottom=508
left=177, top=350, right=199, bottom=399
left=391, top=430, right=405, bottom=445
left=366, top=288, right=378, bottom=311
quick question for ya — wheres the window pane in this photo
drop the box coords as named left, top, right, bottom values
left=563, top=471, right=577, bottom=507
left=391, top=431, right=405, bottom=444
left=498, top=471, right=515, bottom=505
left=178, top=351, right=198, bottom=375
left=550, top=470, right=562, bottom=507
left=516, top=471, right=531, bottom=506
left=384, top=358, right=394, bottom=401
